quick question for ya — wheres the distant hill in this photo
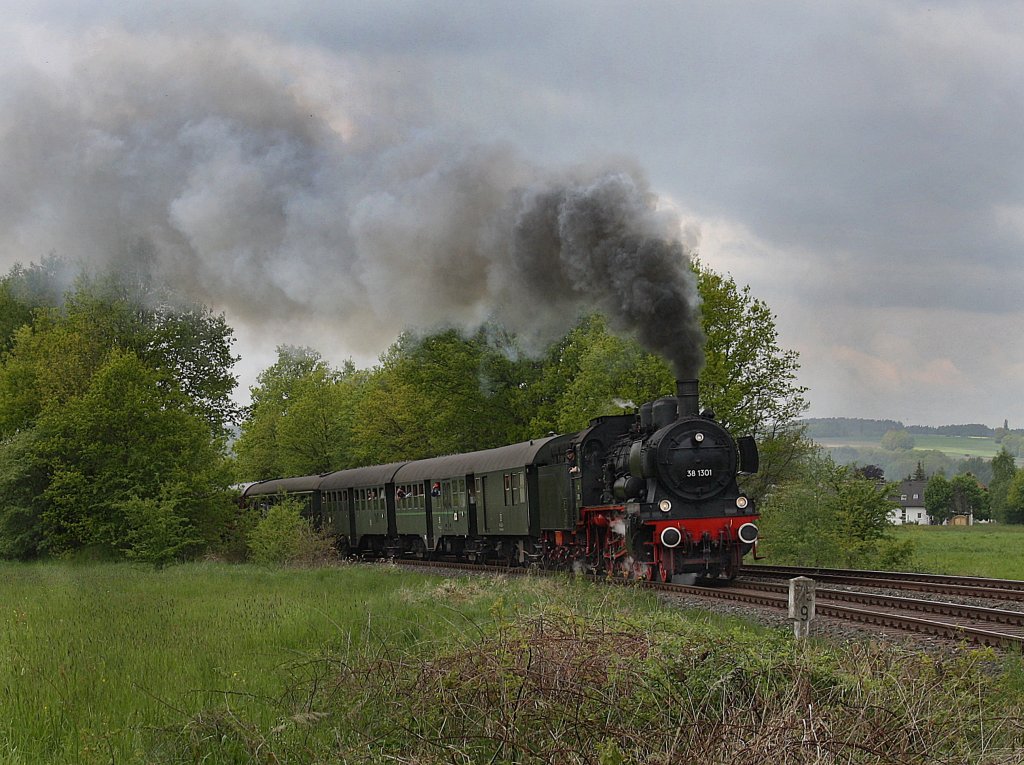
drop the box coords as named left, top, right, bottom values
left=804, top=417, right=1000, bottom=439
left=802, top=417, right=1024, bottom=482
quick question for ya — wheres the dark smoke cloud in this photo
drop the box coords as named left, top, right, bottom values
left=506, top=177, right=704, bottom=377
left=0, top=27, right=702, bottom=375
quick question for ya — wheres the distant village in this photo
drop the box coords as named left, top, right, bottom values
left=804, top=417, right=1018, bottom=527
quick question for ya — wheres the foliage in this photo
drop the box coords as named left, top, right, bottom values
left=759, top=450, right=907, bottom=567
left=957, top=456, right=993, bottom=485
left=949, top=473, right=989, bottom=521
left=695, top=264, right=810, bottom=504
left=1002, top=433, right=1024, bottom=457
left=1006, top=470, right=1024, bottom=525
left=739, top=426, right=817, bottom=506
left=353, top=328, right=539, bottom=465
left=0, top=258, right=67, bottom=352
left=925, top=473, right=988, bottom=524
left=119, top=490, right=205, bottom=568
left=823, top=443, right=983, bottom=485
left=0, top=429, right=48, bottom=559
left=924, top=474, right=954, bottom=525
left=989, top=448, right=1018, bottom=523
left=32, top=350, right=236, bottom=558
left=247, top=499, right=334, bottom=565
left=235, top=346, right=366, bottom=479
left=525, top=314, right=673, bottom=434
left=881, top=428, right=915, bottom=451
left=695, top=262, right=807, bottom=437
left=0, top=269, right=240, bottom=437
left=856, top=464, right=886, bottom=480
left=0, top=262, right=240, bottom=561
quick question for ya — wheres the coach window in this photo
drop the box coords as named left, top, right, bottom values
left=510, top=470, right=524, bottom=505
left=503, top=473, right=512, bottom=506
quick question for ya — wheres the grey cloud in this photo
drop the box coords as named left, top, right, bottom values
left=2, top=1, right=1022, bottom=423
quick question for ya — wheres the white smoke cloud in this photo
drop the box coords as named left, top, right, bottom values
left=0, top=24, right=703, bottom=372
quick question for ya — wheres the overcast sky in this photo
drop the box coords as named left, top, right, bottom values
left=1, top=1, right=1021, bottom=427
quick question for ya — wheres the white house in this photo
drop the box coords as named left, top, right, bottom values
left=888, top=479, right=930, bottom=525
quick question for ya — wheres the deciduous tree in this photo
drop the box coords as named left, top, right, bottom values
left=35, top=350, right=234, bottom=557
left=1007, top=470, right=1024, bottom=524
left=0, top=262, right=240, bottom=560
left=235, top=346, right=345, bottom=479
left=989, top=448, right=1018, bottom=523
left=881, top=429, right=915, bottom=451
left=759, top=451, right=908, bottom=568
left=925, top=474, right=953, bottom=524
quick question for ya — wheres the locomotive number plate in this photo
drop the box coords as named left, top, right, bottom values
left=686, top=469, right=713, bottom=478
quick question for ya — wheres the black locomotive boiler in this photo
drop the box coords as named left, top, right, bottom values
left=243, top=379, right=759, bottom=582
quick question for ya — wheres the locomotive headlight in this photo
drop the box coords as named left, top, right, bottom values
left=658, top=499, right=672, bottom=513
left=736, top=496, right=749, bottom=510
left=737, top=523, right=759, bottom=545
left=660, top=527, right=682, bottom=548
left=695, top=432, right=704, bottom=443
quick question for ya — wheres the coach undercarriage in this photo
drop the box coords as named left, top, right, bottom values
left=353, top=504, right=748, bottom=584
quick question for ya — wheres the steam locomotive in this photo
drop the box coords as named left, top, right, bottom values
left=243, top=379, right=759, bottom=582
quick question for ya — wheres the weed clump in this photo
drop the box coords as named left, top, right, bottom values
left=321, top=610, right=1023, bottom=764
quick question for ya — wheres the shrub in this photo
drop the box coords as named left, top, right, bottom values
left=247, top=499, right=334, bottom=565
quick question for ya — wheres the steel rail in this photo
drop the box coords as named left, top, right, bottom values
left=742, top=564, right=1024, bottom=592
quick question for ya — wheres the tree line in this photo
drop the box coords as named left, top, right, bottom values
left=0, top=256, right=921, bottom=567
left=922, top=449, right=1023, bottom=525
left=806, top=417, right=1021, bottom=440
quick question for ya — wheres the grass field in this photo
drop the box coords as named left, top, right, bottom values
left=4, top=560, right=1024, bottom=763
left=0, top=561, right=522, bottom=763
left=894, top=523, right=1024, bottom=579
left=815, top=434, right=1004, bottom=460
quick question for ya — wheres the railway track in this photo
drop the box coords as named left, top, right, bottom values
left=740, top=564, right=1024, bottom=602
left=712, top=580, right=1024, bottom=649
left=393, top=559, right=1024, bottom=649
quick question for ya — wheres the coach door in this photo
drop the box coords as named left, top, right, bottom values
left=434, top=478, right=469, bottom=539
left=432, top=480, right=454, bottom=538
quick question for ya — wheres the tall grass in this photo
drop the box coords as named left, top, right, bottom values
left=0, top=561, right=512, bottom=763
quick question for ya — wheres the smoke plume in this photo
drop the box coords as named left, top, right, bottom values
left=0, top=27, right=704, bottom=377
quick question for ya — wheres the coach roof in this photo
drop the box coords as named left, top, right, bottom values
left=242, top=474, right=324, bottom=497
left=319, top=462, right=406, bottom=490
left=392, top=436, right=564, bottom=483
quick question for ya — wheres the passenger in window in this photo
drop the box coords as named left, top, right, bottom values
left=431, top=482, right=441, bottom=497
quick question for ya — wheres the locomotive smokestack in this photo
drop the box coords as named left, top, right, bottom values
left=676, top=379, right=699, bottom=418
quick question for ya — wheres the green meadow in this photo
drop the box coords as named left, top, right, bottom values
left=894, top=523, right=1024, bottom=580
left=816, top=434, right=1004, bottom=460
